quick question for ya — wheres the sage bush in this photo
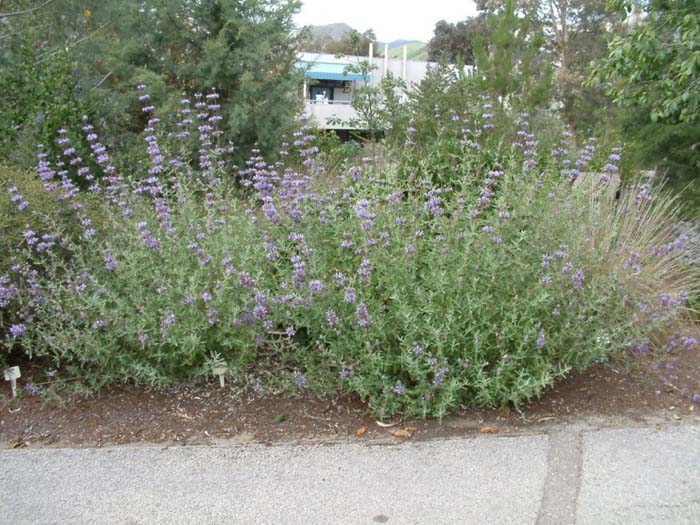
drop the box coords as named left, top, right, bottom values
left=2, top=89, right=697, bottom=417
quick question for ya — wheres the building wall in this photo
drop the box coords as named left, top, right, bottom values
left=332, top=86, right=352, bottom=103
left=299, top=49, right=475, bottom=129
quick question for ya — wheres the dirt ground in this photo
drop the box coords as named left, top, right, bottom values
left=2, top=347, right=699, bottom=448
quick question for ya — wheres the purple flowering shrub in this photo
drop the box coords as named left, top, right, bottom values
left=2, top=91, right=698, bottom=417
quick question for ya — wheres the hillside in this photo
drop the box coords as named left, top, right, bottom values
left=307, top=23, right=353, bottom=41
left=387, top=39, right=424, bottom=49
left=387, top=42, right=429, bottom=60
left=303, top=23, right=427, bottom=59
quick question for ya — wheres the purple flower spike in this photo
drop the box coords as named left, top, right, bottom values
left=536, top=329, right=546, bottom=348
left=9, top=323, right=26, bottom=338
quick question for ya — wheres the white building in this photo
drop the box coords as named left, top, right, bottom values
left=299, top=45, right=474, bottom=130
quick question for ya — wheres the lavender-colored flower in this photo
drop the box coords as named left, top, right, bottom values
left=103, top=251, right=117, bottom=271
left=253, top=304, right=268, bottom=320
left=392, top=380, right=406, bottom=395
left=325, top=309, right=338, bottom=326
left=635, top=341, right=650, bottom=354
left=339, top=365, right=354, bottom=378
left=138, top=333, right=149, bottom=344
left=161, top=313, right=176, bottom=333
left=24, top=383, right=42, bottom=395
left=9, top=323, right=26, bottom=338
left=433, top=367, right=449, bottom=386
left=47, top=369, right=58, bottom=378
left=405, top=244, right=416, bottom=254
left=356, top=302, right=371, bottom=328
left=285, top=325, right=296, bottom=337
left=344, top=286, right=357, bottom=303
left=692, top=393, right=700, bottom=404
left=92, top=319, right=107, bottom=329
left=238, top=272, right=255, bottom=289
left=308, top=279, right=323, bottom=294
left=201, top=291, right=212, bottom=302
left=572, top=268, right=585, bottom=289
left=357, top=258, right=372, bottom=284
left=536, top=329, right=546, bottom=348
left=207, top=308, right=220, bottom=325
left=412, top=343, right=424, bottom=356
left=293, top=369, right=307, bottom=387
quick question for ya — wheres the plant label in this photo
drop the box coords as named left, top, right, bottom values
left=3, top=366, right=21, bottom=398
left=212, top=366, right=227, bottom=388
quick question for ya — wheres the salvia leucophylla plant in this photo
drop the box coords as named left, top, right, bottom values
left=1, top=88, right=698, bottom=418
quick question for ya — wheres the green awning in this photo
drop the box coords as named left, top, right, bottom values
left=299, top=61, right=365, bottom=82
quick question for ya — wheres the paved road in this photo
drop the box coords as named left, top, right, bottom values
left=1, top=425, right=699, bottom=524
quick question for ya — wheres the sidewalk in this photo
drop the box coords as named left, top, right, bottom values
left=2, top=424, right=699, bottom=524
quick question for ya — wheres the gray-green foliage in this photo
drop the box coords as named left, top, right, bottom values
left=6, top=102, right=696, bottom=417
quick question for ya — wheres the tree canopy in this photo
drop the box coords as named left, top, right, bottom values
left=590, top=0, right=700, bottom=124
left=0, top=0, right=305, bottom=164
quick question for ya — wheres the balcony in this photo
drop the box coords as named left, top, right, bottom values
left=303, top=100, right=361, bottom=130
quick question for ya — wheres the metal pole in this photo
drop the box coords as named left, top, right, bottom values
left=402, top=45, right=407, bottom=80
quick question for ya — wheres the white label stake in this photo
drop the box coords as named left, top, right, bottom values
left=3, top=366, right=21, bottom=398
left=212, top=366, right=226, bottom=388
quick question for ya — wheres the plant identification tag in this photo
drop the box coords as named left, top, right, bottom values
left=3, top=366, right=21, bottom=398
left=212, top=366, right=227, bottom=388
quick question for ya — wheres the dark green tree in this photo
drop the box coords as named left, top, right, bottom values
left=589, top=0, right=700, bottom=208
left=0, top=0, right=305, bottom=165
left=516, top=0, right=624, bottom=131
left=427, top=17, right=487, bottom=65
left=473, top=0, right=553, bottom=110
left=590, top=0, right=700, bottom=124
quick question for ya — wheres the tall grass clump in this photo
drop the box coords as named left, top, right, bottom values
left=2, top=90, right=697, bottom=417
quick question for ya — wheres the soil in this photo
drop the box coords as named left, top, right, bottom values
left=2, top=347, right=699, bottom=449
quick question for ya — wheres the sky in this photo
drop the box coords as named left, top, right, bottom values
left=294, top=0, right=478, bottom=43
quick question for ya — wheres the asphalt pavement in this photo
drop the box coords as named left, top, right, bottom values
left=1, top=424, right=699, bottom=524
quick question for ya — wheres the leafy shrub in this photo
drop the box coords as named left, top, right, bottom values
left=2, top=90, right=697, bottom=418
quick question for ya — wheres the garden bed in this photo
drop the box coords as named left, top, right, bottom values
left=2, top=347, right=699, bottom=448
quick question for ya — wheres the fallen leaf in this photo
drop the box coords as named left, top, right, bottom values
left=356, top=426, right=367, bottom=437
left=274, top=414, right=286, bottom=423
left=391, top=426, right=416, bottom=438
left=375, top=420, right=399, bottom=428
left=480, top=426, right=497, bottom=433
left=672, top=413, right=681, bottom=421
left=577, top=387, right=590, bottom=392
